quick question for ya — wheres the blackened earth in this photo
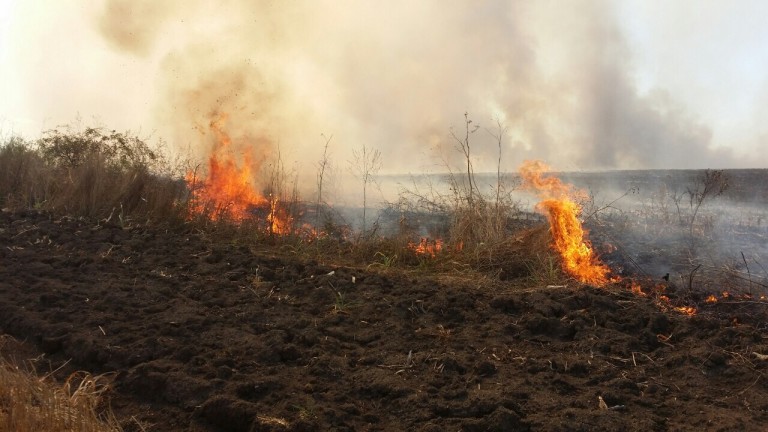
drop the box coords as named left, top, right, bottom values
left=1, top=209, right=768, bottom=431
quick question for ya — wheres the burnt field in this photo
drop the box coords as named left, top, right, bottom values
left=3, top=208, right=768, bottom=431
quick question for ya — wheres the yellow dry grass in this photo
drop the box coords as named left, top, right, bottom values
left=0, top=349, right=121, bottom=432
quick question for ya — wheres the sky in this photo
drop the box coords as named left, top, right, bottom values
left=1, top=0, right=767, bottom=174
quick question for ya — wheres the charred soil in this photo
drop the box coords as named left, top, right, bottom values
left=2, top=209, right=768, bottom=431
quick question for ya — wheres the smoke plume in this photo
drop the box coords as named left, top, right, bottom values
left=89, top=0, right=750, bottom=182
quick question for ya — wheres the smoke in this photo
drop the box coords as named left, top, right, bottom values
left=96, top=0, right=179, bottom=56
left=86, top=0, right=756, bottom=179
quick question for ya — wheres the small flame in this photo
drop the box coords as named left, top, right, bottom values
left=674, top=306, right=697, bottom=316
left=519, top=160, right=611, bottom=286
left=267, top=195, right=292, bottom=235
left=409, top=238, right=443, bottom=258
left=630, top=281, right=646, bottom=297
left=705, top=295, right=718, bottom=304
left=654, top=292, right=697, bottom=316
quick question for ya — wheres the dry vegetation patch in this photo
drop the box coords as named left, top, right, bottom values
left=0, top=337, right=120, bottom=432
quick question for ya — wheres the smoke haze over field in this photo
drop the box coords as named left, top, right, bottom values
left=2, top=0, right=767, bottom=178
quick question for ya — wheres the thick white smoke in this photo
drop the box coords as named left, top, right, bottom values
left=5, top=0, right=758, bottom=184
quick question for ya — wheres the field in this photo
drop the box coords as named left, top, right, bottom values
left=2, top=131, right=768, bottom=431
left=3, top=206, right=768, bottom=431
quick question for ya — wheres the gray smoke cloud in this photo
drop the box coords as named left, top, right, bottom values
left=96, top=0, right=179, bottom=56
left=90, top=0, right=750, bottom=182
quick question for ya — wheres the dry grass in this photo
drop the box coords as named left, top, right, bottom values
left=0, top=128, right=186, bottom=225
left=0, top=341, right=120, bottom=432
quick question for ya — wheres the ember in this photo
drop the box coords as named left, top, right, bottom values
left=674, top=306, right=697, bottom=316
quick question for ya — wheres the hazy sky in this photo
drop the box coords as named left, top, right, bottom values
left=1, top=0, right=767, bottom=172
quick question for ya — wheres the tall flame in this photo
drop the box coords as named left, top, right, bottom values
left=519, top=160, right=611, bottom=286
left=185, top=116, right=268, bottom=221
left=185, top=114, right=294, bottom=235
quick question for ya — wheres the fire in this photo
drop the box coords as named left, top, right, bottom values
left=702, top=291, right=761, bottom=304
left=630, top=281, right=647, bottom=296
left=267, top=195, right=292, bottom=235
left=185, top=115, right=291, bottom=233
left=519, top=160, right=611, bottom=286
left=409, top=238, right=443, bottom=258
left=406, top=238, right=463, bottom=258
left=674, top=306, right=697, bottom=316
left=185, top=116, right=267, bottom=221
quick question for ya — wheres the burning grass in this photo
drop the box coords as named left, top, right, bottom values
left=519, top=160, right=613, bottom=286
left=0, top=127, right=619, bottom=288
left=3, top=123, right=768, bottom=429
left=2, top=121, right=765, bottom=309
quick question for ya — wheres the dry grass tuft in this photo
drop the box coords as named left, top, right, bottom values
left=0, top=361, right=120, bottom=432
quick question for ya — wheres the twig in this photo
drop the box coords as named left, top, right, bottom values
left=737, top=375, right=761, bottom=395
left=742, top=251, right=753, bottom=295
left=12, top=226, right=38, bottom=238
left=688, top=264, right=701, bottom=292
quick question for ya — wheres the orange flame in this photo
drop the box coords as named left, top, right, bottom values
left=705, top=294, right=718, bottom=303
left=409, top=238, right=443, bottom=258
left=267, top=195, right=292, bottom=235
left=185, top=115, right=292, bottom=233
left=185, top=115, right=268, bottom=221
left=519, top=160, right=611, bottom=286
left=630, top=281, right=647, bottom=297
left=674, top=306, right=697, bottom=316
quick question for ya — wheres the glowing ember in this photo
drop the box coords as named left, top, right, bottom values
left=674, top=306, right=697, bottom=316
left=519, top=160, right=611, bottom=286
left=705, top=295, right=718, bottom=303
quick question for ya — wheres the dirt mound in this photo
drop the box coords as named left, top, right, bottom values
left=2, top=209, right=768, bottom=431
